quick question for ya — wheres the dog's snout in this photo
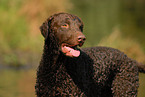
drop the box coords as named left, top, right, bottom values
left=78, top=35, right=86, bottom=42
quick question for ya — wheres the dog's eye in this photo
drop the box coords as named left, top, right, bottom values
left=61, top=24, right=69, bottom=28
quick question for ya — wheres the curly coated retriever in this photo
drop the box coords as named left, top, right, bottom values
left=35, top=13, right=145, bottom=97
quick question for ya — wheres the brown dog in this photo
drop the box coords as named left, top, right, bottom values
left=36, top=13, right=145, bottom=97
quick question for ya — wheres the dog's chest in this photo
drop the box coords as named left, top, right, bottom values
left=54, top=65, right=86, bottom=97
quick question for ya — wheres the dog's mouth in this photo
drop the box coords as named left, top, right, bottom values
left=61, top=43, right=81, bottom=57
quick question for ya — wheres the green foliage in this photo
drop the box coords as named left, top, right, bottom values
left=70, top=0, right=121, bottom=46
left=1, top=0, right=145, bottom=67
left=0, top=0, right=26, bottom=48
left=0, top=0, right=72, bottom=67
left=0, top=0, right=29, bottom=66
left=0, top=15, right=28, bottom=49
left=98, top=28, right=145, bottom=63
left=70, top=0, right=145, bottom=52
left=120, top=0, right=145, bottom=49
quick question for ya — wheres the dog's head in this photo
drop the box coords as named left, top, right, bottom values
left=40, top=13, right=86, bottom=57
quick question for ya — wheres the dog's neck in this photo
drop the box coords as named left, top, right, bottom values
left=37, top=42, right=69, bottom=92
left=39, top=37, right=67, bottom=70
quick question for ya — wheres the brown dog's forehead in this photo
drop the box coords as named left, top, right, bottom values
left=52, top=13, right=83, bottom=25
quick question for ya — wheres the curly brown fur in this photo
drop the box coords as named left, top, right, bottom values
left=35, top=13, right=145, bottom=97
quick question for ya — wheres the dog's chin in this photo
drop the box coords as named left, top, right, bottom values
left=61, top=43, right=81, bottom=57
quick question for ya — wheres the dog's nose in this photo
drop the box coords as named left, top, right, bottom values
left=78, top=35, right=86, bottom=42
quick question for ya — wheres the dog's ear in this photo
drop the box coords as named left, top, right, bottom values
left=40, top=16, right=53, bottom=39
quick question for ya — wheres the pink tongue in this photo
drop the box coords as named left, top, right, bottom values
left=62, top=46, right=80, bottom=57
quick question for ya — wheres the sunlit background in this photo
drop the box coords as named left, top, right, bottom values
left=0, top=0, right=145, bottom=97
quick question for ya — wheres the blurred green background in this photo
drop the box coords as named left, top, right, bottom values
left=0, top=0, right=145, bottom=97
